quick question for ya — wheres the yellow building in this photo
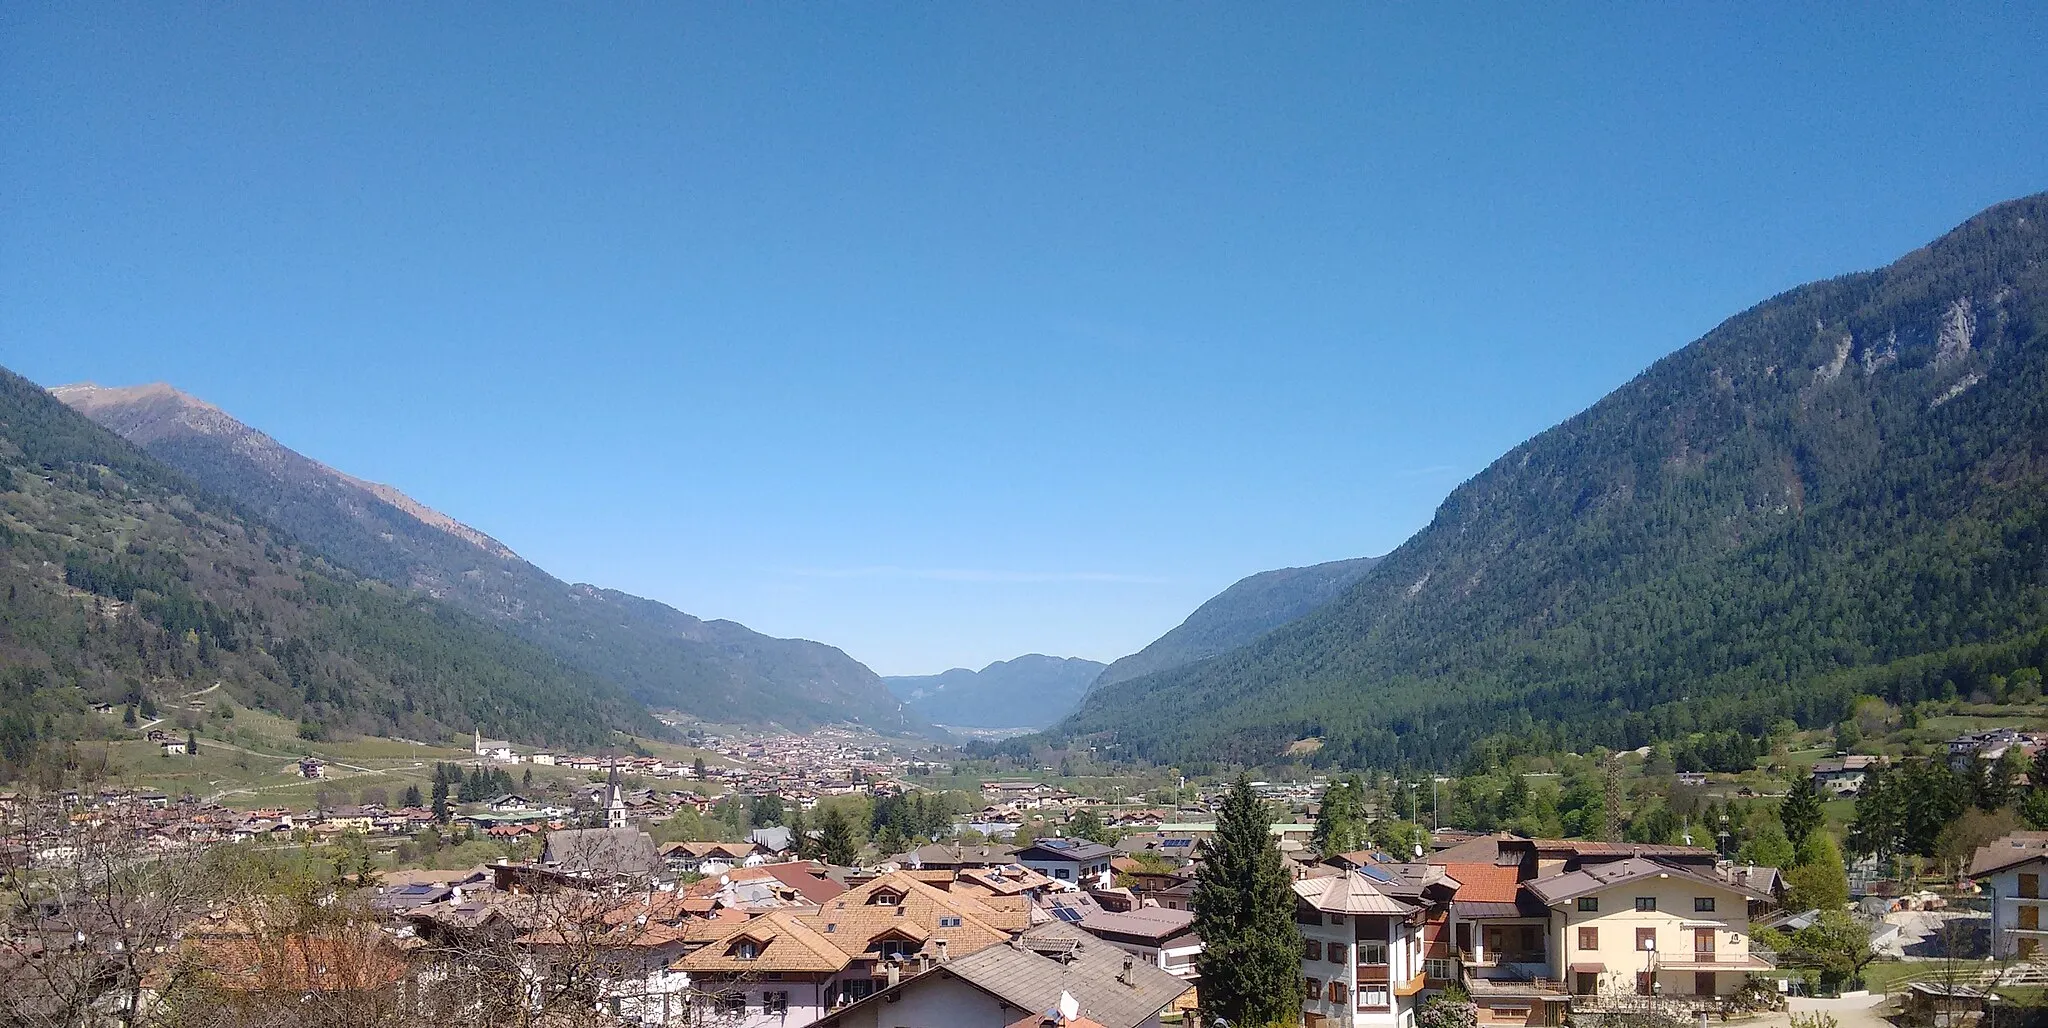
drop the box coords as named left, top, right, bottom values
left=1525, top=857, right=1770, bottom=1000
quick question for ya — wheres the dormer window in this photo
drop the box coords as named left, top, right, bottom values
left=732, top=939, right=762, bottom=960
left=869, top=889, right=903, bottom=906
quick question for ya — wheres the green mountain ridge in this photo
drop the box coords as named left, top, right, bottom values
left=0, top=367, right=658, bottom=773
left=52, top=382, right=916, bottom=732
left=1055, top=193, right=2048, bottom=769
left=884, top=654, right=1107, bottom=729
left=1091, top=555, right=1383, bottom=690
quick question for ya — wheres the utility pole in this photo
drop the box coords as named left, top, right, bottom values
left=1603, top=753, right=1623, bottom=843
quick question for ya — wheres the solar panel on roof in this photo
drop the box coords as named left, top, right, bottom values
left=1053, top=907, right=1085, bottom=923
left=1358, top=865, right=1395, bottom=883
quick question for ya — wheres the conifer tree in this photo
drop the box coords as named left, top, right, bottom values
left=1780, top=776, right=1825, bottom=852
left=431, top=779, right=450, bottom=823
left=402, top=784, right=423, bottom=808
left=1312, top=775, right=1368, bottom=857
left=1194, top=775, right=1301, bottom=1028
left=788, top=807, right=815, bottom=860
left=818, top=806, right=858, bottom=866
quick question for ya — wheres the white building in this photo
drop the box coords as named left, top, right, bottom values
left=472, top=729, right=514, bottom=762
left=1295, top=869, right=1429, bottom=1028
left=1970, top=831, right=2048, bottom=960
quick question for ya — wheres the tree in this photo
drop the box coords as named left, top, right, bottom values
left=402, top=784, right=423, bottom=808
left=184, top=729, right=198, bottom=756
left=1935, top=807, right=2024, bottom=877
left=1312, top=776, right=1368, bottom=856
left=692, top=757, right=707, bottom=779
left=1846, top=764, right=1903, bottom=871
left=817, top=806, right=858, bottom=866
left=1832, top=720, right=1861, bottom=754
left=1068, top=808, right=1112, bottom=845
left=1193, top=775, right=1301, bottom=1028
left=1739, top=821, right=1797, bottom=870
left=1416, top=985, right=1478, bottom=1028
left=430, top=779, right=450, bottom=823
left=1777, top=909, right=1877, bottom=993
left=121, top=704, right=136, bottom=727
left=749, top=793, right=786, bottom=828
left=1784, top=833, right=1849, bottom=912
left=1780, top=776, right=1825, bottom=851
left=787, top=807, right=815, bottom=861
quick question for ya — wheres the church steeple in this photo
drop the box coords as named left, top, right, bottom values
left=604, top=757, right=626, bottom=830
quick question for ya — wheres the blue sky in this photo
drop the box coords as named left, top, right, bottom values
left=4, top=5, right=2045, bottom=676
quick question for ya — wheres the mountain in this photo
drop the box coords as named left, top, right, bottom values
left=1057, top=193, right=2048, bottom=769
left=884, top=655, right=1108, bottom=729
left=52, top=383, right=916, bottom=732
left=0, top=367, right=659, bottom=768
left=1091, top=556, right=1383, bottom=689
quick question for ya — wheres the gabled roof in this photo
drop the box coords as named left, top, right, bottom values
left=1018, top=839, right=1117, bottom=863
left=814, top=920, right=1188, bottom=1028
left=1969, top=832, right=2048, bottom=877
left=1078, top=906, right=1199, bottom=946
left=1293, top=869, right=1418, bottom=915
left=1441, top=863, right=1521, bottom=903
left=1524, top=857, right=1770, bottom=906
left=807, top=871, right=1018, bottom=958
left=671, top=910, right=850, bottom=974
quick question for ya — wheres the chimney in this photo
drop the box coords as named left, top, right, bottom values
left=885, top=960, right=900, bottom=987
left=1119, top=955, right=1134, bottom=984
left=935, top=938, right=949, bottom=963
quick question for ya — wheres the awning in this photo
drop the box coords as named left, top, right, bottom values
left=1568, top=962, right=1605, bottom=973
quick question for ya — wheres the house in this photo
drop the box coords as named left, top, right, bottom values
left=539, top=827, right=661, bottom=881
left=297, top=757, right=324, bottom=779
left=812, top=920, right=1191, bottom=1028
left=1294, top=867, right=1430, bottom=1028
left=1810, top=755, right=1886, bottom=796
left=159, top=739, right=188, bottom=756
left=471, top=729, right=515, bottom=763
left=485, top=793, right=534, bottom=813
left=1524, top=856, right=1771, bottom=1004
left=672, top=870, right=1025, bottom=1026
left=1016, top=839, right=1117, bottom=889
left=1078, top=906, right=1202, bottom=983
left=894, top=842, right=1020, bottom=871
left=1968, top=831, right=2048, bottom=959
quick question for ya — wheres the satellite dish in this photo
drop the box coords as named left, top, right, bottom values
left=1056, top=990, right=1080, bottom=1021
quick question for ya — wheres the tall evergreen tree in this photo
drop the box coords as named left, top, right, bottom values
left=818, top=806, right=858, bottom=866
left=1194, top=775, right=1301, bottom=1028
left=1312, top=776, right=1368, bottom=857
left=402, top=784, right=423, bottom=808
left=787, top=807, right=815, bottom=860
left=1846, top=764, right=1903, bottom=871
left=1780, top=777, right=1825, bottom=852
left=430, top=779, right=450, bottom=823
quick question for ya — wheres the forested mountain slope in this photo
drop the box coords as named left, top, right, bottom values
left=0, top=368, right=657, bottom=771
left=53, top=383, right=916, bottom=732
left=1056, top=193, right=2048, bottom=769
left=1091, top=556, right=1382, bottom=689
left=885, top=654, right=1107, bottom=728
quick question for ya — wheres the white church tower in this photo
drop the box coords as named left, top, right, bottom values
left=604, top=759, right=626, bottom=830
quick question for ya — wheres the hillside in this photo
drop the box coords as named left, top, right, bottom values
left=1057, top=193, right=2048, bottom=769
left=53, top=383, right=916, bottom=732
left=1091, top=556, right=1383, bottom=689
left=885, top=654, right=1107, bottom=729
left=0, top=367, right=658, bottom=774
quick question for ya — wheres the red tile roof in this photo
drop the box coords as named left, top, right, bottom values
left=1442, top=862, right=1521, bottom=903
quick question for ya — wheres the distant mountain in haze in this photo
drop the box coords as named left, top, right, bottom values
left=54, top=383, right=918, bottom=732
left=1059, top=192, right=2048, bottom=768
left=0, top=367, right=656, bottom=751
left=1091, top=556, right=1384, bottom=689
left=885, top=654, right=1107, bottom=729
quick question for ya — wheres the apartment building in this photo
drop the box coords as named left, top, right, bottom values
left=1525, top=857, right=1770, bottom=1001
left=1970, top=831, right=2048, bottom=960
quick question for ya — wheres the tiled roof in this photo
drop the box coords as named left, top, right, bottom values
left=671, top=910, right=850, bottom=973
left=945, top=921, right=1190, bottom=1028
left=1969, top=832, right=2048, bottom=877
left=1078, top=906, right=1198, bottom=945
left=1442, top=862, right=1521, bottom=903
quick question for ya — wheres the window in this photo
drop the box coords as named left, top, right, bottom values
left=2025, top=874, right=2041, bottom=899
left=764, top=991, right=789, bottom=1014
left=1494, top=1007, right=1531, bottom=1020
left=1635, top=897, right=1657, bottom=912
left=1055, top=869, right=1070, bottom=880
left=1305, top=977, right=1321, bottom=1000
left=1361, top=940, right=1387, bottom=965
left=1694, top=897, right=1716, bottom=913
left=939, top=916, right=961, bottom=927
left=1635, top=928, right=1656, bottom=952
left=1578, top=897, right=1599, bottom=912
left=1304, top=939, right=1323, bottom=960
left=878, top=940, right=917, bottom=959
left=1328, top=942, right=1347, bottom=963
left=1329, top=980, right=1348, bottom=1004
left=734, top=941, right=760, bottom=960
left=717, top=993, right=746, bottom=1014
left=1359, top=986, right=1390, bottom=1009
left=1578, top=927, right=1599, bottom=950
